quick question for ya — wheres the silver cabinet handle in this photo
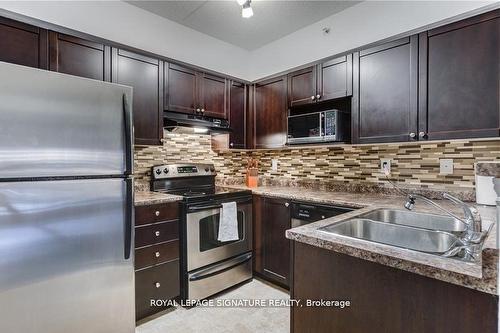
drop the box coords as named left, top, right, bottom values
left=316, top=94, right=321, bottom=100
left=155, top=210, right=160, bottom=217
left=285, top=202, right=289, bottom=207
left=201, top=108, right=205, bottom=113
left=196, top=108, right=201, bottom=112
left=409, top=132, right=416, bottom=139
left=310, top=96, right=315, bottom=100
left=155, top=252, right=160, bottom=258
left=321, top=215, right=325, bottom=219
left=419, top=131, right=427, bottom=139
left=155, top=282, right=161, bottom=288
left=230, top=143, right=234, bottom=147
left=154, top=231, right=160, bottom=237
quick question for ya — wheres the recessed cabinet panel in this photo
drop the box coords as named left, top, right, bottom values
left=112, top=49, right=163, bottom=145
left=165, top=63, right=197, bottom=114
left=319, top=54, right=352, bottom=101
left=0, top=17, right=47, bottom=69
left=254, top=77, right=287, bottom=149
left=288, top=66, right=316, bottom=107
left=200, top=74, right=227, bottom=118
left=419, top=11, right=499, bottom=140
left=229, top=81, right=246, bottom=149
left=353, top=37, right=418, bottom=143
left=49, top=32, right=110, bottom=81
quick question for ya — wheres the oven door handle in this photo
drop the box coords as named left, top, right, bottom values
left=189, top=204, right=223, bottom=212
left=189, top=252, right=252, bottom=282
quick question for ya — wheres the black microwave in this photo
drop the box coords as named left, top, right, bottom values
left=287, top=109, right=350, bottom=144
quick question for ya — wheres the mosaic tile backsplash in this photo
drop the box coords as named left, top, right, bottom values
left=134, top=131, right=500, bottom=200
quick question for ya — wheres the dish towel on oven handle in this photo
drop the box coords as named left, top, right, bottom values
left=218, top=202, right=239, bottom=242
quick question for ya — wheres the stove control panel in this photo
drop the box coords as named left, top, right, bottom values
left=152, top=163, right=216, bottom=179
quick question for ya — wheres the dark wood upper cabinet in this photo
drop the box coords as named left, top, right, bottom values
left=228, top=80, right=247, bottom=149
left=418, top=10, right=499, bottom=140
left=165, top=63, right=197, bottom=114
left=253, top=76, right=287, bottom=149
left=352, top=36, right=418, bottom=144
left=0, top=16, right=47, bottom=69
left=287, top=66, right=317, bottom=107
left=199, top=73, right=227, bottom=118
left=287, top=55, right=353, bottom=107
left=318, top=54, right=353, bottom=101
left=112, top=49, right=163, bottom=145
left=261, top=196, right=291, bottom=287
left=49, top=32, right=110, bottom=81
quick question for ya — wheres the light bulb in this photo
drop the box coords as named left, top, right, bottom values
left=242, top=4, right=253, bottom=18
left=236, top=0, right=247, bottom=5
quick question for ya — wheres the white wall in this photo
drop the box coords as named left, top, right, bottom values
left=0, top=0, right=252, bottom=79
left=249, top=1, right=496, bottom=81
left=0, top=1, right=496, bottom=81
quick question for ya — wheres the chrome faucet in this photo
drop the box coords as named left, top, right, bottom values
left=405, top=192, right=482, bottom=240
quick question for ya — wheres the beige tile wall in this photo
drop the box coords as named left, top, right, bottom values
left=134, top=130, right=500, bottom=197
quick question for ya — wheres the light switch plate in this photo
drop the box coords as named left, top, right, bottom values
left=271, top=159, right=278, bottom=172
left=440, top=159, right=454, bottom=175
left=380, top=159, right=391, bottom=175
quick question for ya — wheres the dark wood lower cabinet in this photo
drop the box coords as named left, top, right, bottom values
left=291, top=241, right=498, bottom=333
left=134, top=203, right=180, bottom=321
left=253, top=195, right=291, bottom=288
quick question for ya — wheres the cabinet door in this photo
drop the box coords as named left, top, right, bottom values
left=418, top=10, right=499, bottom=140
left=287, top=66, right=317, bottom=107
left=0, top=16, right=47, bottom=69
left=112, top=49, right=163, bottom=145
left=229, top=81, right=246, bottom=149
left=317, top=54, right=353, bottom=101
left=262, top=197, right=291, bottom=287
left=49, top=32, right=110, bottom=81
left=253, top=76, right=288, bottom=149
left=200, top=73, right=227, bottom=118
left=352, top=37, right=418, bottom=143
left=165, top=63, right=197, bottom=114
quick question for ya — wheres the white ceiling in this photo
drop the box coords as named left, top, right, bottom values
left=126, top=0, right=362, bottom=50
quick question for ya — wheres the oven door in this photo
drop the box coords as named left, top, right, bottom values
left=186, top=199, right=252, bottom=271
left=287, top=111, right=323, bottom=144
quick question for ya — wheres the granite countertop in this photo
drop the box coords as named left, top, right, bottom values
left=221, top=184, right=498, bottom=295
left=134, top=191, right=183, bottom=206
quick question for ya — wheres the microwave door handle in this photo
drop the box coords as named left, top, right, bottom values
left=320, top=112, right=325, bottom=137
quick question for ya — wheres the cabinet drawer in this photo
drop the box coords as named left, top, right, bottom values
left=135, top=260, right=180, bottom=320
left=135, top=202, right=179, bottom=226
left=135, top=220, right=179, bottom=248
left=135, top=240, right=180, bottom=270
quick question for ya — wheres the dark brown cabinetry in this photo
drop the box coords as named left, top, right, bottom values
left=134, top=202, right=180, bottom=321
left=228, top=81, right=247, bottom=148
left=418, top=10, right=499, bottom=140
left=287, top=55, right=353, bottom=107
left=292, top=241, right=498, bottom=333
left=112, top=49, right=163, bottom=145
left=253, top=195, right=291, bottom=287
left=253, top=76, right=288, bottom=149
left=165, top=63, right=227, bottom=118
left=49, top=32, right=110, bottom=81
left=352, top=36, right=418, bottom=143
left=0, top=16, right=47, bottom=69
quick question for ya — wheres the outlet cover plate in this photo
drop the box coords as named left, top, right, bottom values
left=440, top=159, right=454, bottom=175
left=271, top=159, right=278, bottom=172
left=380, top=159, right=391, bottom=174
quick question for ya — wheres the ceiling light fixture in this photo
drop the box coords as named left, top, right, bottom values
left=236, top=0, right=247, bottom=5
left=241, top=0, right=254, bottom=19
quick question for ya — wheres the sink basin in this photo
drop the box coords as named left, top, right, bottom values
left=357, top=208, right=465, bottom=232
left=319, top=218, right=460, bottom=254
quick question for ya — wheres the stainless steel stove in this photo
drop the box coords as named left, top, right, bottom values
left=151, top=163, right=253, bottom=302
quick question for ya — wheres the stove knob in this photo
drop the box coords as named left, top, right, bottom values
left=210, top=167, right=215, bottom=172
left=155, top=169, right=161, bottom=175
left=163, top=168, right=169, bottom=174
left=205, top=167, right=209, bottom=172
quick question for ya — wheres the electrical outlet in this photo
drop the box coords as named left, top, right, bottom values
left=440, top=159, right=454, bottom=175
left=271, top=159, right=278, bottom=172
left=380, top=159, right=391, bottom=175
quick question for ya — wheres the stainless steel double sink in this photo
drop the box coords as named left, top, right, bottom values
left=319, top=208, right=467, bottom=255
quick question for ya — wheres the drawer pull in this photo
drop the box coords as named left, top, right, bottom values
left=155, top=252, right=161, bottom=258
left=155, top=282, right=161, bottom=288
left=155, top=210, right=160, bottom=217
left=154, top=231, right=160, bottom=237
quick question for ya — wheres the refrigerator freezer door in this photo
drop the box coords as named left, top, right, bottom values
left=0, top=178, right=134, bottom=333
left=0, top=62, right=133, bottom=178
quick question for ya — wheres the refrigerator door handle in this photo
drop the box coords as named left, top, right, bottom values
left=123, top=93, right=133, bottom=175
left=124, top=178, right=134, bottom=260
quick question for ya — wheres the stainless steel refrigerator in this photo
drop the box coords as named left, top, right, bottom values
left=0, top=62, right=135, bottom=333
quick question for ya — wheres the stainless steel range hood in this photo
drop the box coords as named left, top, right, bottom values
left=164, top=111, right=232, bottom=134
